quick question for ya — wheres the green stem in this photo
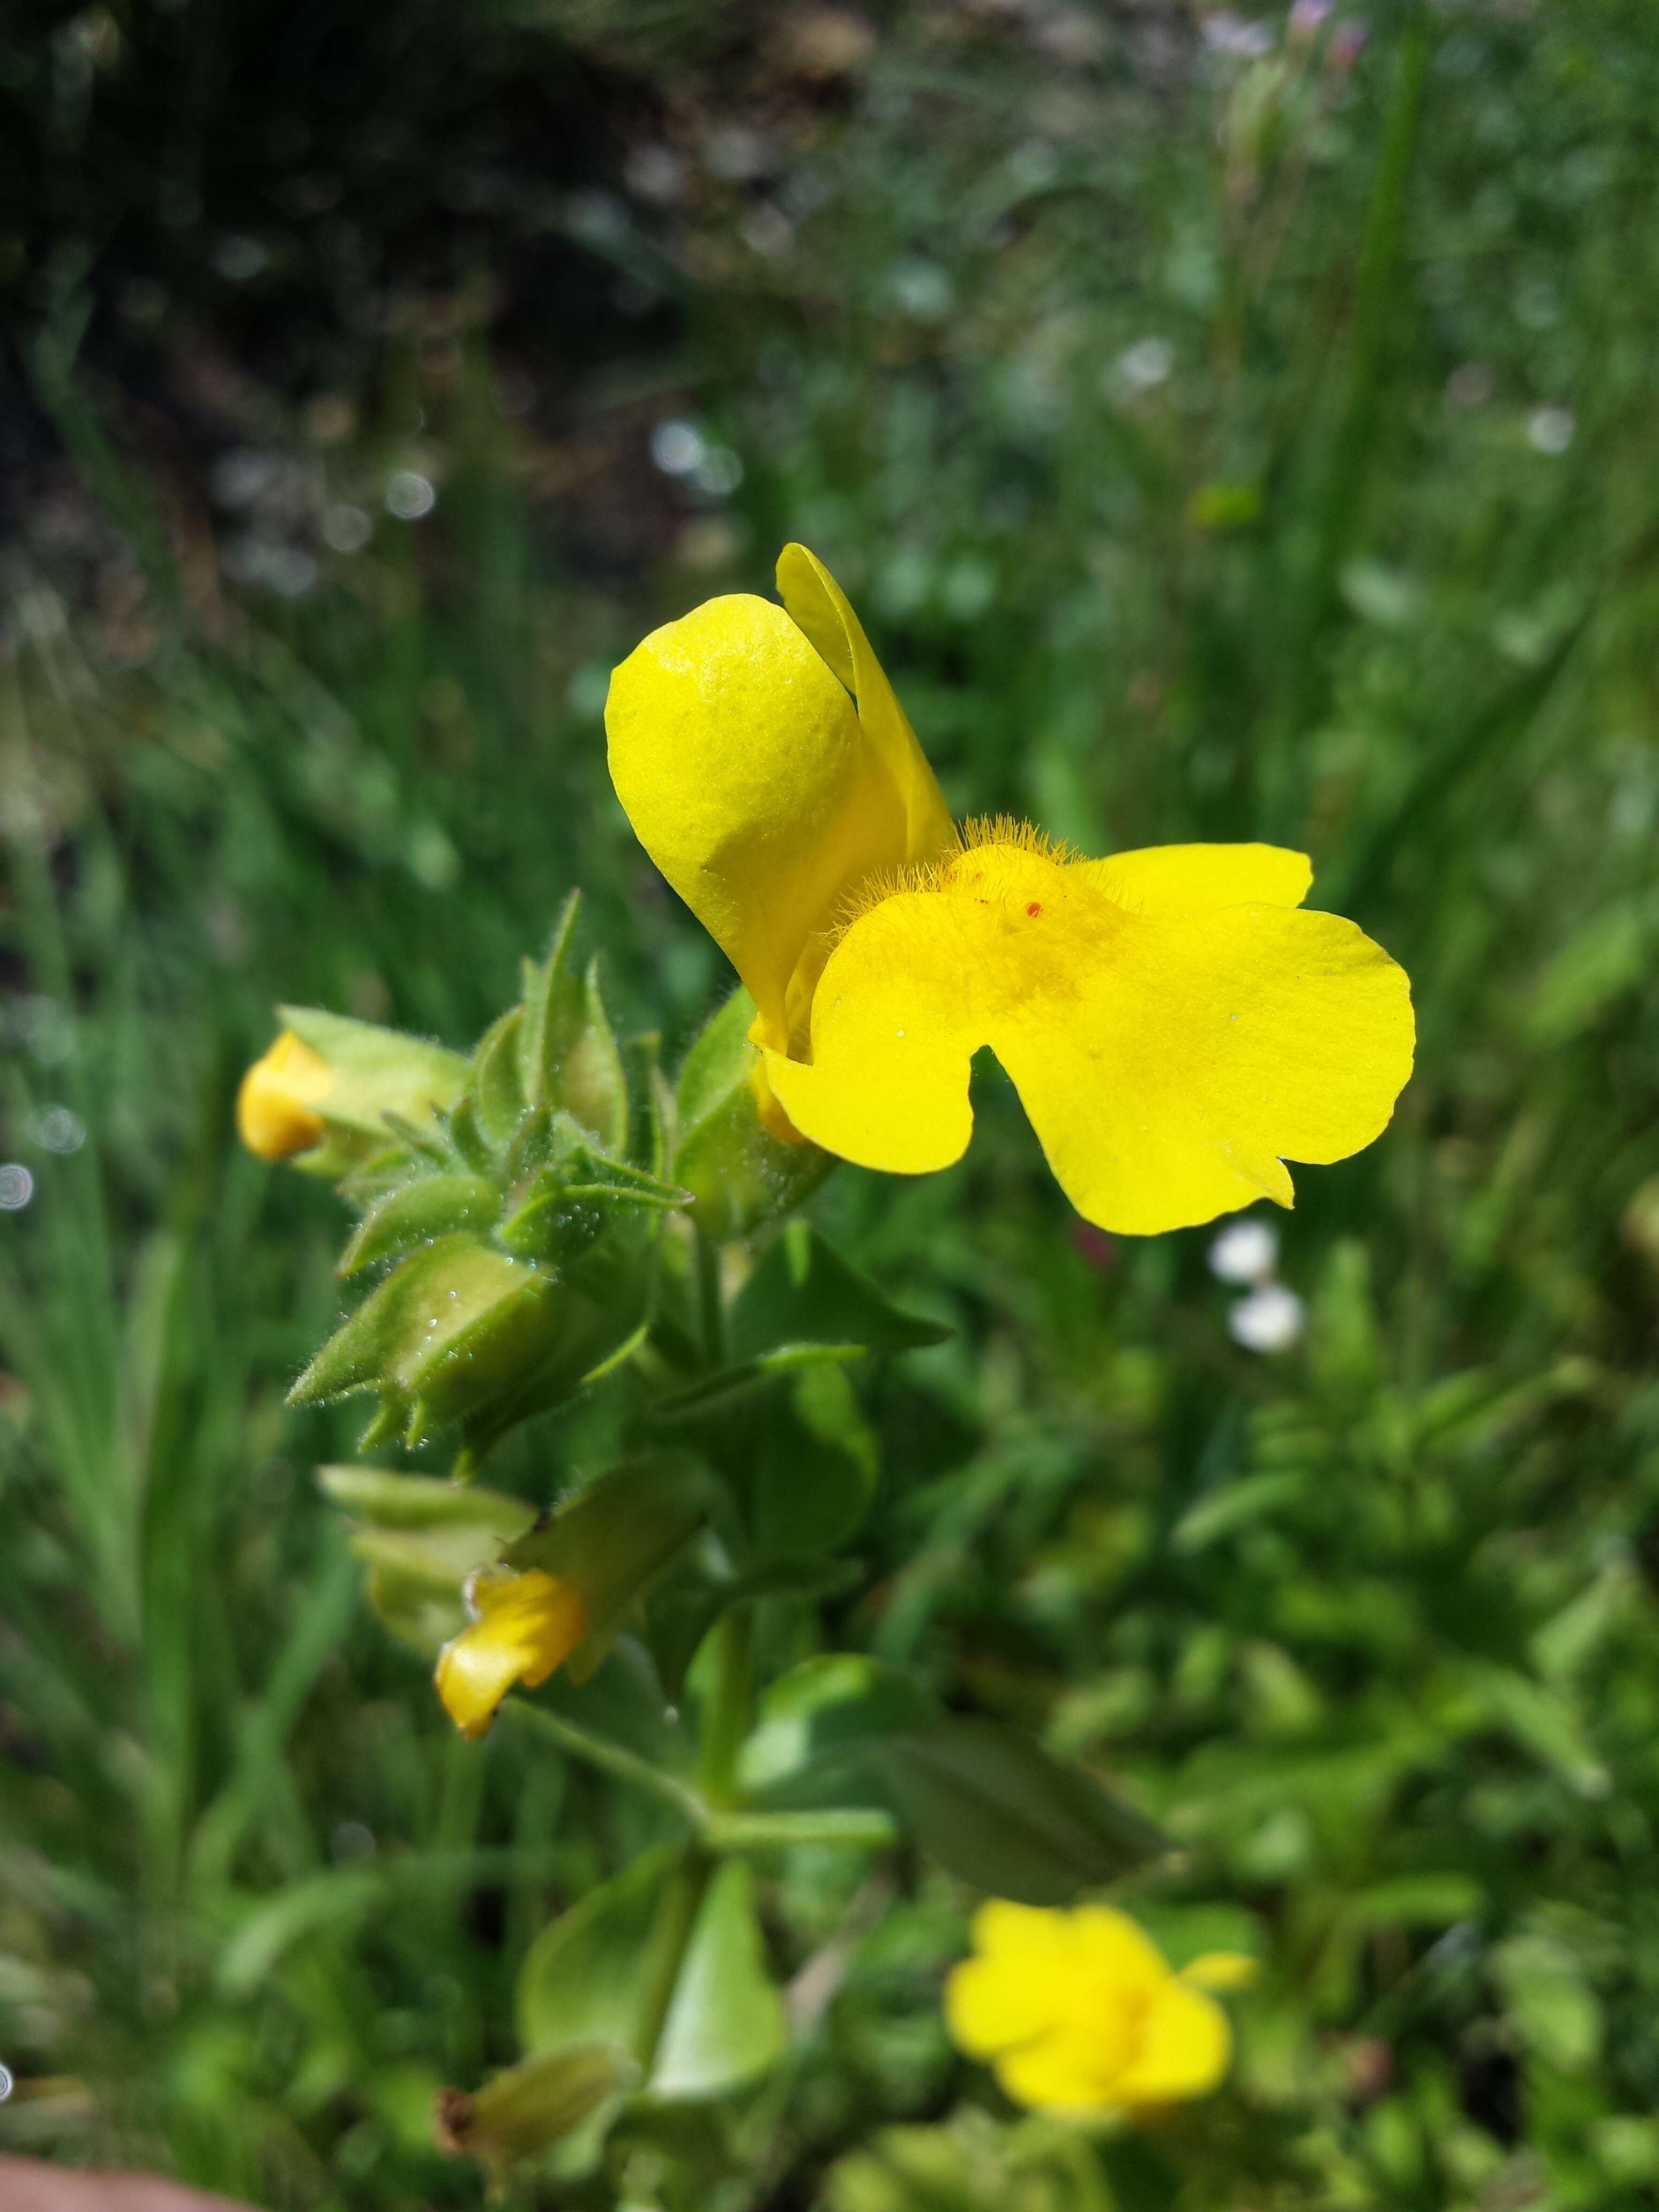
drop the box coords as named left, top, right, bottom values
left=699, top=1606, right=754, bottom=1808
left=704, top=1807, right=899, bottom=1854
left=507, top=1700, right=705, bottom=1828
left=694, top=1230, right=727, bottom=1369
left=634, top=1848, right=714, bottom=2075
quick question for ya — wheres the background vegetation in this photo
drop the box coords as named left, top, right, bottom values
left=4, top=2, right=1659, bottom=2206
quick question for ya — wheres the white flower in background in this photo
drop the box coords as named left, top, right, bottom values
left=651, top=420, right=705, bottom=475
left=0, top=1164, right=35, bottom=1212
left=1229, top=1281, right=1305, bottom=1354
left=1528, top=406, right=1576, bottom=455
left=1208, top=1214, right=1279, bottom=1284
left=1212, top=1212, right=1304, bottom=1352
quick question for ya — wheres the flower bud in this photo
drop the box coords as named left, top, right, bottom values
left=436, top=2044, right=636, bottom=2173
left=237, top=1008, right=467, bottom=1168
left=237, top=1030, right=332, bottom=1160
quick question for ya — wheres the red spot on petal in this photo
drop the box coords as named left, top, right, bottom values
left=1026, top=901, right=1042, bottom=917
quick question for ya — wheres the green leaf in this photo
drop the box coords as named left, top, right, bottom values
left=438, top=2043, right=638, bottom=2172
left=730, top=1223, right=950, bottom=1360
left=504, top=1455, right=712, bottom=1672
left=338, top=1173, right=502, bottom=1276
left=641, top=1342, right=864, bottom=1432
left=1171, top=1471, right=1305, bottom=1553
left=1342, top=1873, right=1484, bottom=1929
left=517, top=1847, right=676, bottom=2057
left=651, top=1860, right=787, bottom=2100
left=741, top=1655, right=938, bottom=1802
left=279, top=1004, right=468, bottom=1138
left=672, top=987, right=834, bottom=1242
left=749, top=1361, right=880, bottom=1561
left=872, top=1718, right=1167, bottom=1903
left=446, top=1093, right=495, bottom=1172
left=470, top=1005, right=527, bottom=1156
left=1495, top=1931, right=1603, bottom=2074
left=1468, top=1663, right=1611, bottom=1798
left=521, top=895, right=630, bottom=1152
left=646, top=1550, right=861, bottom=1705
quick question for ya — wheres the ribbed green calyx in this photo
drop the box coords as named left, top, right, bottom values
left=289, top=894, right=688, bottom=1473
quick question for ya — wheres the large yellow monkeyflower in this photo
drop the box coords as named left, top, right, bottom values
left=945, top=1900, right=1255, bottom=2117
left=607, top=544, right=1412, bottom=1236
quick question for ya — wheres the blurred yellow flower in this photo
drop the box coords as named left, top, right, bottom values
left=945, top=1900, right=1254, bottom=2117
left=237, top=1029, right=333, bottom=1160
left=606, top=545, right=1413, bottom=1235
left=236, top=1011, right=467, bottom=1168
left=435, top=1569, right=588, bottom=1739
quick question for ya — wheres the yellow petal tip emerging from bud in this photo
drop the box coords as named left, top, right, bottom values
left=237, top=1030, right=334, bottom=1160
left=435, top=1570, right=589, bottom=1739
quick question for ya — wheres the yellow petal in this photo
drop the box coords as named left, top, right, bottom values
left=1180, top=1950, right=1261, bottom=1993
left=944, top=1902, right=1072, bottom=2058
left=604, top=555, right=952, bottom=1050
left=971, top=1896, right=1072, bottom=1965
left=435, top=1571, right=588, bottom=1740
left=766, top=839, right=1413, bottom=1236
left=1109, top=1976, right=1233, bottom=2109
left=1074, top=842, right=1311, bottom=913
left=776, top=543, right=955, bottom=866
left=236, top=1030, right=334, bottom=1160
left=1071, top=1904, right=1174, bottom=1999
left=995, top=2027, right=1130, bottom=2116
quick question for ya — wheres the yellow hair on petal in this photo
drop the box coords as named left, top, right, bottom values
left=957, top=813, right=1080, bottom=866
left=833, top=812, right=1088, bottom=940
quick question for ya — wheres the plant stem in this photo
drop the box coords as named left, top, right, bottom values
left=703, top=1807, right=899, bottom=1854
left=507, top=1700, right=705, bottom=1828
left=634, top=1847, right=714, bottom=2076
left=699, top=1606, right=754, bottom=1807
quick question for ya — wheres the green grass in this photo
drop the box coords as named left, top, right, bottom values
left=5, top=3, right=1659, bottom=2206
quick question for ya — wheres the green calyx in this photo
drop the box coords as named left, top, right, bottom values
left=670, top=987, right=834, bottom=1243
left=288, top=894, right=687, bottom=1472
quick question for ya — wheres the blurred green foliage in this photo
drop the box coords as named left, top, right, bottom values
left=5, top=2, right=1659, bottom=2207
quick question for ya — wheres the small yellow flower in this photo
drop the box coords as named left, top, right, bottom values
left=435, top=1568, right=588, bottom=1739
left=237, top=1012, right=468, bottom=1167
left=945, top=1900, right=1255, bottom=2118
left=606, top=545, right=1413, bottom=1236
left=236, top=1029, right=334, bottom=1160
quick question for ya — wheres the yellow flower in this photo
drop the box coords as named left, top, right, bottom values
left=606, top=545, right=1413, bottom=1236
left=236, top=1029, right=333, bottom=1160
left=435, top=1569, right=589, bottom=1739
left=945, top=1900, right=1256, bottom=2118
